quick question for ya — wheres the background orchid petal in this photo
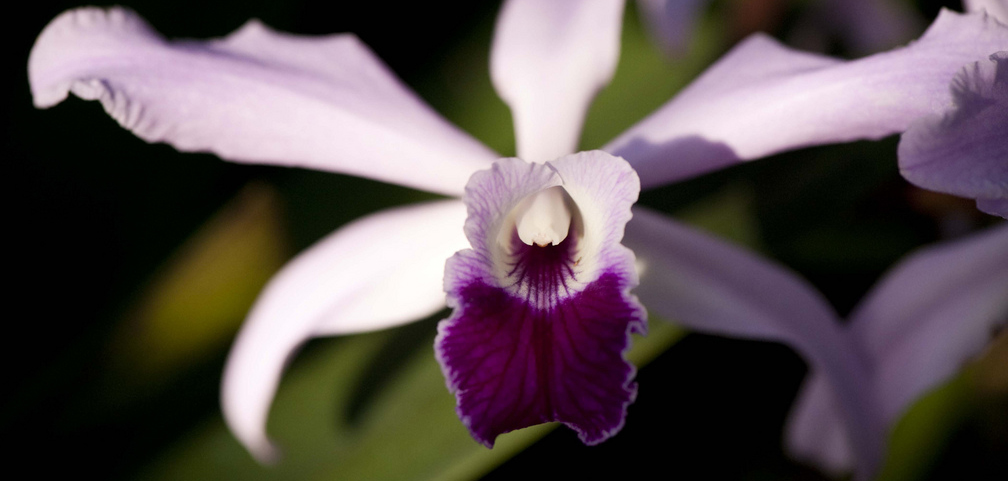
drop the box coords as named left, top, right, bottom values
left=623, top=207, right=885, bottom=478
left=786, top=225, right=1008, bottom=475
left=850, top=224, right=1008, bottom=424
left=786, top=375, right=854, bottom=476
left=221, top=200, right=468, bottom=462
left=819, top=0, right=924, bottom=54
left=965, top=0, right=1008, bottom=22
left=606, top=9, right=1008, bottom=189
left=898, top=52, right=1008, bottom=217
left=490, top=0, right=625, bottom=162
left=636, top=0, right=706, bottom=56
left=28, top=7, right=496, bottom=196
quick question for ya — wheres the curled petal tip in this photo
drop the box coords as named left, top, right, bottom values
left=28, top=6, right=494, bottom=195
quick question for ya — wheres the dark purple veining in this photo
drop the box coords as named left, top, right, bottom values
left=503, top=232, right=579, bottom=303
left=436, top=242, right=646, bottom=446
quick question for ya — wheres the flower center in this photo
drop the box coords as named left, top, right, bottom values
left=514, top=186, right=572, bottom=247
left=494, top=186, right=586, bottom=309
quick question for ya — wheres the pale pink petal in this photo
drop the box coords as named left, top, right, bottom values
left=490, top=0, right=625, bottom=162
left=623, top=207, right=885, bottom=479
left=606, top=9, right=1008, bottom=189
left=221, top=200, right=468, bottom=462
left=29, top=7, right=496, bottom=196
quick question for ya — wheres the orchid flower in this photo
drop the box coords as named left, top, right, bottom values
left=28, top=1, right=1006, bottom=477
left=784, top=224, right=1008, bottom=478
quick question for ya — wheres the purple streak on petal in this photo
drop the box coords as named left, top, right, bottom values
left=607, top=9, right=1008, bottom=189
left=222, top=200, right=467, bottom=462
left=898, top=52, right=1008, bottom=218
left=438, top=151, right=644, bottom=445
left=491, top=0, right=625, bottom=161
left=623, top=207, right=885, bottom=479
left=786, top=225, right=1008, bottom=476
left=28, top=7, right=495, bottom=196
left=637, top=0, right=707, bottom=57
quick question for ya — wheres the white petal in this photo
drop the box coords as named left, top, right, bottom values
left=623, top=207, right=886, bottom=479
left=221, top=200, right=468, bottom=462
left=490, top=0, right=625, bottom=162
left=29, top=7, right=496, bottom=195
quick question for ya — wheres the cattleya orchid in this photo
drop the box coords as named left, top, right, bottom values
left=784, top=224, right=1008, bottom=477
left=28, top=0, right=1007, bottom=479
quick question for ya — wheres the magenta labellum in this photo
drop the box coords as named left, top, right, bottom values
left=436, top=151, right=646, bottom=446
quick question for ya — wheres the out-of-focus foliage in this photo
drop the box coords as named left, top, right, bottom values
left=879, top=332, right=1008, bottom=481
left=107, top=184, right=288, bottom=383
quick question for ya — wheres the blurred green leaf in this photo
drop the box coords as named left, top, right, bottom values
left=878, top=332, right=1008, bottom=481
left=108, top=183, right=289, bottom=382
left=140, top=317, right=688, bottom=481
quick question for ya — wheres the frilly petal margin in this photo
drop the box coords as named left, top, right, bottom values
left=898, top=52, right=1008, bottom=218
left=436, top=151, right=646, bottom=447
left=490, top=0, right=625, bottom=162
left=222, top=201, right=468, bottom=462
left=786, top=224, right=1008, bottom=476
left=606, top=9, right=1008, bottom=189
left=28, top=7, right=496, bottom=196
left=622, top=207, right=885, bottom=480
